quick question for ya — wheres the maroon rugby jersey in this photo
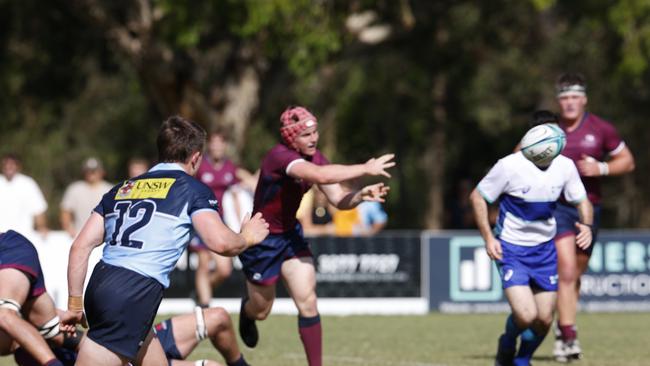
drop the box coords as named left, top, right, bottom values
left=197, top=157, right=240, bottom=209
left=560, top=113, right=624, bottom=204
left=253, top=144, right=329, bottom=234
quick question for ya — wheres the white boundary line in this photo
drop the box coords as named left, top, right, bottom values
left=158, top=297, right=428, bottom=315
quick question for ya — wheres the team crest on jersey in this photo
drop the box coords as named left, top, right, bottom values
left=201, top=172, right=214, bottom=183
left=115, top=178, right=176, bottom=200
left=582, top=133, right=597, bottom=147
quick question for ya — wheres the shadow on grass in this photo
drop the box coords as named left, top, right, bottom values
left=464, top=354, right=556, bottom=362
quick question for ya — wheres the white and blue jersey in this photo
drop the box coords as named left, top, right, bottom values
left=94, top=163, right=219, bottom=288
left=477, top=152, right=586, bottom=247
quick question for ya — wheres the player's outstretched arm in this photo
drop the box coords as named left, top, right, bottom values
left=192, top=211, right=269, bottom=256
left=319, top=182, right=390, bottom=210
left=66, top=212, right=105, bottom=327
left=288, top=153, right=396, bottom=185
left=469, top=188, right=502, bottom=260
left=574, top=198, right=594, bottom=250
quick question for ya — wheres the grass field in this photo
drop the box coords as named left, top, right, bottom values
left=1, top=313, right=648, bottom=365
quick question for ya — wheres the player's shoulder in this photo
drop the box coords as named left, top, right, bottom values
left=553, top=154, right=575, bottom=166
left=311, top=149, right=329, bottom=165
left=498, top=152, right=524, bottom=167
left=551, top=155, right=578, bottom=173
left=586, top=113, right=617, bottom=131
left=263, top=143, right=302, bottom=165
left=0, top=229, right=30, bottom=245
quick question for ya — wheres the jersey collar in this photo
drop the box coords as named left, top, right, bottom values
left=149, top=162, right=185, bottom=172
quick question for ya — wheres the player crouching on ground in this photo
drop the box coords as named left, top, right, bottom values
left=470, top=113, right=593, bottom=366
left=16, top=305, right=247, bottom=366
left=0, top=230, right=79, bottom=366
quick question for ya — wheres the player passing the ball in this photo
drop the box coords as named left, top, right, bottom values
left=470, top=116, right=593, bottom=366
left=237, top=106, right=395, bottom=366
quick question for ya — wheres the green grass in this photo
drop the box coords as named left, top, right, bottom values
left=2, top=313, right=649, bottom=365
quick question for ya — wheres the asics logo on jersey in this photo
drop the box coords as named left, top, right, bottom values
left=115, top=178, right=176, bottom=200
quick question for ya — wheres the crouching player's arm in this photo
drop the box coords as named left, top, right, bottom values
left=573, top=198, right=593, bottom=250
left=192, top=211, right=269, bottom=257
left=469, top=188, right=502, bottom=261
left=65, top=212, right=106, bottom=327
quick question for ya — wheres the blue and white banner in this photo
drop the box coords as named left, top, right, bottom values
left=425, top=231, right=650, bottom=313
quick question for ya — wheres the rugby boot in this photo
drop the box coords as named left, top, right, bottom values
left=238, top=297, right=259, bottom=348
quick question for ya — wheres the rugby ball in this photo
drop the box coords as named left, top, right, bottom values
left=520, top=123, right=566, bottom=167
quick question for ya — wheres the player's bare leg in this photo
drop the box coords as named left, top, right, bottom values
left=555, top=234, right=581, bottom=360
left=170, top=307, right=247, bottom=365
left=282, top=257, right=321, bottom=366
left=135, top=329, right=168, bottom=366
left=239, top=280, right=276, bottom=347
left=196, top=250, right=216, bottom=307
left=511, top=290, right=556, bottom=365
left=75, top=335, right=127, bottom=366
left=209, top=253, right=233, bottom=290
left=0, top=268, right=60, bottom=365
left=496, top=285, right=537, bottom=366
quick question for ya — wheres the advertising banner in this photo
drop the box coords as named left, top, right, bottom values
left=426, top=231, right=650, bottom=312
left=166, top=233, right=422, bottom=298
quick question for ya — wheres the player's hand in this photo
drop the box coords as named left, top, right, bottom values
left=61, top=309, right=88, bottom=329
left=360, top=183, right=390, bottom=203
left=577, top=154, right=602, bottom=177
left=57, top=309, right=82, bottom=335
left=485, top=237, right=503, bottom=261
left=240, top=212, right=270, bottom=246
left=364, top=154, right=396, bottom=178
left=575, top=222, right=593, bottom=250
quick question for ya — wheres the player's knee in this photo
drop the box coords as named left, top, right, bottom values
left=516, top=308, right=537, bottom=327
left=558, top=269, right=578, bottom=284
left=0, top=308, right=19, bottom=330
left=205, top=307, right=232, bottom=333
left=249, top=303, right=272, bottom=321
left=215, top=264, right=232, bottom=279
left=296, top=292, right=318, bottom=315
left=537, top=313, right=554, bottom=330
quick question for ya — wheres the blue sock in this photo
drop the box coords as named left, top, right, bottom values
left=500, top=314, right=524, bottom=351
left=514, top=328, right=546, bottom=366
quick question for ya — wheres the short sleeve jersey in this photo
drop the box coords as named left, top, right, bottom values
left=477, top=152, right=586, bottom=246
left=196, top=157, right=240, bottom=210
left=94, top=163, right=219, bottom=287
left=560, top=113, right=625, bottom=204
left=253, top=144, right=330, bottom=234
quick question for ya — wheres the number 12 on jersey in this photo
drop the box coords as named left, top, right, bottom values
left=109, top=200, right=156, bottom=249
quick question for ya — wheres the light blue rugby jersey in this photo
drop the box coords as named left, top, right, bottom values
left=94, top=163, right=219, bottom=287
left=477, top=152, right=586, bottom=246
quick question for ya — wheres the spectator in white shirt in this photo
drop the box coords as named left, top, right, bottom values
left=0, top=154, right=48, bottom=240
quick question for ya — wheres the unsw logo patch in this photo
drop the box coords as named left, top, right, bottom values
left=115, top=178, right=176, bottom=200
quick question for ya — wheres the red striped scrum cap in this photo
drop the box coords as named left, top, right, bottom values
left=280, top=106, right=318, bottom=150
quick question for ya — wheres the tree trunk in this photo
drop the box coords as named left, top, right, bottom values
left=423, top=73, right=447, bottom=229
